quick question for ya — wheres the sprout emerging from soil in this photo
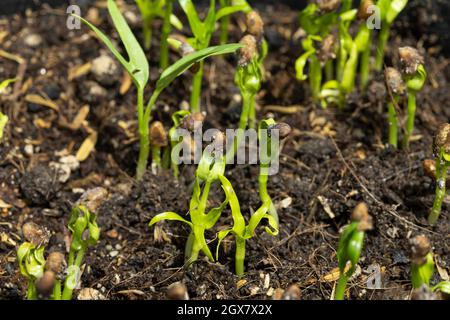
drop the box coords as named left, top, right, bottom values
left=428, top=123, right=450, bottom=225
left=17, top=223, right=47, bottom=300
left=258, top=119, right=292, bottom=225
left=216, top=175, right=278, bottom=276
left=150, top=131, right=228, bottom=266
left=233, top=34, right=262, bottom=145
left=410, top=235, right=434, bottom=288
left=335, top=202, right=372, bottom=300
left=384, top=67, right=406, bottom=148
left=409, top=235, right=450, bottom=298
left=398, top=47, right=427, bottom=148
left=62, top=203, right=101, bottom=300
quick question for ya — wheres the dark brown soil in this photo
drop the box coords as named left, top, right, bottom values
left=0, top=2, right=449, bottom=300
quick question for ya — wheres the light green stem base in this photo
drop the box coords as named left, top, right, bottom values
left=429, top=160, right=448, bottom=225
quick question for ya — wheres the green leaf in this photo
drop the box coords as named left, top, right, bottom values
left=155, top=43, right=242, bottom=95
left=75, top=0, right=149, bottom=90
left=204, top=194, right=229, bottom=229
left=0, top=78, right=16, bottom=94
left=0, top=112, right=8, bottom=141
left=355, top=25, right=371, bottom=52
left=244, top=201, right=279, bottom=239
left=218, top=175, right=246, bottom=235
left=411, top=253, right=435, bottom=288
left=244, top=201, right=278, bottom=239
left=149, top=211, right=193, bottom=228
left=170, top=13, right=183, bottom=30
left=386, top=0, right=408, bottom=24
left=179, top=0, right=204, bottom=40
left=65, top=265, right=81, bottom=290
left=216, top=5, right=249, bottom=21
left=406, top=64, right=427, bottom=92
left=432, top=281, right=450, bottom=295
left=337, top=222, right=358, bottom=272
left=295, top=49, right=316, bottom=81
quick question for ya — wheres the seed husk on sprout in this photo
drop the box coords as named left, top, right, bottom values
left=246, top=11, right=264, bottom=43
left=238, top=35, right=258, bottom=67
left=410, top=235, right=431, bottom=265
left=22, top=222, right=50, bottom=247
left=357, top=0, right=375, bottom=21
left=179, top=112, right=206, bottom=132
left=315, top=0, right=341, bottom=13
left=385, top=67, right=406, bottom=95
left=150, top=121, right=168, bottom=148
left=399, top=46, right=425, bottom=75
left=317, top=34, right=337, bottom=63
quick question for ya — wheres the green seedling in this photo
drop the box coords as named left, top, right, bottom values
left=384, top=67, right=406, bottom=148
left=355, top=0, right=375, bottom=89
left=375, top=0, right=409, bottom=71
left=335, top=203, right=373, bottom=300
left=258, top=119, right=291, bottom=225
left=336, top=9, right=358, bottom=92
left=429, top=124, right=450, bottom=225
left=150, top=131, right=228, bottom=265
left=178, top=0, right=247, bottom=112
left=17, top=189, right=106, bottom=300
left=409, top=235, right=450, bottom=298
left=219, top=0, right=251, bottom=44
left=0, top=78, right=17, bottom=94
left=74, top=0, right=242, bottom=180
left=61, top=204, right=100, bottom=300
left=317, top=9, right=357, bottom=109
left=135, top=0, right=183, bottom=54
left=235, top=35, right=262, bottom=133
left=398, top=47, right=426, bottom=148
left=216, top=175, right=278, bottom=276
left=295, top=2, right=339, bottom=99
left=17, top=222, right=49, bottom=300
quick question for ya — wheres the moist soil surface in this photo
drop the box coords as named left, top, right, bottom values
left=0, top=1, right=449, bottom=300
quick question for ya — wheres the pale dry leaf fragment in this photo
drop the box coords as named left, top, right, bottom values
left=71, top=105, right=90, bottom=130
left=317, top=195, right=335, bottom=219
left=119, top=71, right=132, bottom=95
left=276, top=197, right=292, bottom=209
left=68, top=62, right=92, bottom=81
left=435, top=255, right=450, bottom=281
left=76, top=131, right=98, bottom=162
left=25, top=94, right=59, bottom=112
left=0, top=199, right=12, bottom=209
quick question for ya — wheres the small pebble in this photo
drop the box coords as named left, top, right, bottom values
left=24, top=144, right=33, bottom=156
left=91, top=54, right=120, bottom=86
left=24, top=33, right=43, bottom=47
left=109, top=250, right=119, bottom=257
left=105, top=244, right=113, bottom=251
